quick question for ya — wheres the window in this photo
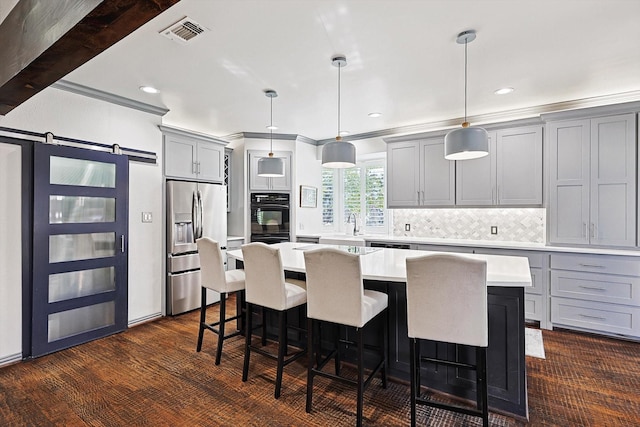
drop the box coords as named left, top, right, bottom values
left=321, top=157, right=388, bottom=233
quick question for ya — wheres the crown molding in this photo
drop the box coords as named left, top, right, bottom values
left=159, top=124, right=229, bottom=146
left=222, top=131, right=318, bottom=146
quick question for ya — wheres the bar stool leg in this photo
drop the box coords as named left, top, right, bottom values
left=410, top=338, right=418, bottom=427
left=334, top=323, right=341, bottom=375
left=356, top=327, right=364, bottom=427
left=382, top=310, right=388, bottom=388
left=196, top=286, right=207, bottom=352
left=214, top=292, right=226, bottom=365
left=274, top=310, right=287, bottom=399
left=305, top=317, right=314, bottom=413
left=477, top=346, right=489, bottom=427
left=242, top=302, right=252, bottom=382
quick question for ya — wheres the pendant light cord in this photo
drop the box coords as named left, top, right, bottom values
left=269, top=95, right=274, bottom=153
left=464, top=38, right=468, bottom=124
left=337, top=62, right=341, bottom=138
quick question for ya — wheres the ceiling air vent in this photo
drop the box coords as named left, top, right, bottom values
left=160, top=17, right=207, bottom=43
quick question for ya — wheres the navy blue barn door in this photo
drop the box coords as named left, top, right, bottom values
left=32, top=143, right=128, bottom=357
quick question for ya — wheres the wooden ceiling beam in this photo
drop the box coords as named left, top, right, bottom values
left=0, top=0, right=180, bottom=115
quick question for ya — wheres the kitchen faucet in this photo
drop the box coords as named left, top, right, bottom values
left=348, top=213, right=359, bottom=236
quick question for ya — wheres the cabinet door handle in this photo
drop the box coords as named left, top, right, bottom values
left=417, top=191, right=420, bottom=205
left=579, top=313, right=606, bottom=321
left=120, top=235, right=126, bottom=253
left=578, top=285, right=606, bottom=291
left=590, top=222, right=595, bottom=239
left=421, top=191, right=425, bottom=205
left=579, top=263, right=605, bottom=269
left=583, top=222, right=588, bottom=238
left=192, top=162, right=197, bottom=174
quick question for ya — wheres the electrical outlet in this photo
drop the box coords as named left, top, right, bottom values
left=491, top=226, right=498, bottom=235
left=142, top=212, right=153, bottom=223
left=405, top=223, right=411, bottom=232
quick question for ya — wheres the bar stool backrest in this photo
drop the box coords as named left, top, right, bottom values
left=196, top=237, right=227, bottom=292
left=303, top=248, right=365, bottom=328
left=241, top=242, right=287, bottom=310
left=405, top=254, right=488, bottom=347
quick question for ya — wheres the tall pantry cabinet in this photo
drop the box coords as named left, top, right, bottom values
left=547, top=113, right=636, bottom=247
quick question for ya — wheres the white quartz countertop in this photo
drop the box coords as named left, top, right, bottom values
left=228, top=242, right=532, bottom=288
left=295, top=234, right=640, bottom=256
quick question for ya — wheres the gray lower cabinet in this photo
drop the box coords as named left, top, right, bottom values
left=550, top=253, right=640, bottom=338
left=296, top=236, right=320, bottom=244
left=472, top=248, right=550, bottom=329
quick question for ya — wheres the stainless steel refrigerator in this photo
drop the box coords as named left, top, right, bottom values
left=167, top=180, right=226, bottom=315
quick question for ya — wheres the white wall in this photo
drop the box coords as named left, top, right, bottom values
left=0, top=86, right=164, bottom=364
left=295, top=142, right=323, bottom=234
left=0, top=143, right=22, bottom=364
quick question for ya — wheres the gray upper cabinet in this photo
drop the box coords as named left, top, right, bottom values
left=548, top=114, right=636, bottom=247
left=387, top=141, right=420, bottom=207
left=161, top=125, right=226, bottom=183
left=496, top=126, right=543, bottom=205
left=387, top=137, right=454, bottom=208
left=456, top=132, right=497, bottom=206
left=420, top=137, right=455, bottom=206
left=248, top=150, right=292, bottom=191
left=456, top=125, right=543, bottom=207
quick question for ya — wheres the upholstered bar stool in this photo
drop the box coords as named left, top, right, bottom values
left=241, top=242, right=307, bottom=399
left=405, top=253, right=489, bottom=427
left=303, top=248, right=388, bottom=427
left=195, top=237, right=246, bottom=365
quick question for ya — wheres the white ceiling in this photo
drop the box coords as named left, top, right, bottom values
left=59, top=0, right=640, bottom=141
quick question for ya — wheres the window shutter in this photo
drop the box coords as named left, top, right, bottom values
left=321, top=168, right=335, bottom=226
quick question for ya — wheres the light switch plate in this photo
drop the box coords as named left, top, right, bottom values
left=142, top=212, right=153, bottom=223
left=491, top=226, right=498, bottom=235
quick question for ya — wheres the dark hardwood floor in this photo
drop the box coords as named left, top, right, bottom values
left=1, top=296, right=639, bottom=426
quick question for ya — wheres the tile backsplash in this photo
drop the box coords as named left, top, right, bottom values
left=392, top=208, right=546, bottom=243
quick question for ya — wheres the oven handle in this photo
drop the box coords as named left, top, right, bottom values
left=251, top=204, right=290, bottom=209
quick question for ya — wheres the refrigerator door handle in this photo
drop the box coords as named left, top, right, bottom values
left=197, top=190, right=204, bottom=239
left=191, top=191, right=198, bottom=243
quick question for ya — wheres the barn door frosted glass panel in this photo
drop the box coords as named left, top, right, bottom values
left=48, top=267, right=116, bottom=303
left=49, top=232, right=116, bottom=263
left=48, top=301, right=115, bottom=342
left=49, top=195, right=115, bottom=223
left=50, top=156, right=116, bottom=187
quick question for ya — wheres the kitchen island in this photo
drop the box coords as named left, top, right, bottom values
left=228, top=242, right=532, bottom=419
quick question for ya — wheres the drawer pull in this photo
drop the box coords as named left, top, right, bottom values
left=578, top=285, right=606, bottom=292
left=579, top=263, right=605, bottom=269
left=579, top=314, right=606, bottom=321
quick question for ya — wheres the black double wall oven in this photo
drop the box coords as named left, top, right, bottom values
left=250, top=192, right=290, bottom=244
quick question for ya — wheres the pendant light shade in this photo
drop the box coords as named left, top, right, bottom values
left=444, top=30, right=488, bottom=161
left=257, top=90, right=285, bottom=177
left=322, top=55, right=356, bottom=168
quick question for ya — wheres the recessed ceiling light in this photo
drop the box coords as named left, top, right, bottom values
left=494, top=87, right=514, bottom=95
left=368, top=112, right=382, bottom=118
left=266, top=125, right=278, bottom=130
left=139, top=86, right=159, bottom=94
left=339, top=130, right=350, bottom=136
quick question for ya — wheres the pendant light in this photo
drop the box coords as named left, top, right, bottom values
left=444, top=30, right=489, bottom=161
left=257, top=90, right=285, bottom=177
left=322, top=55, right=356, bottom=168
